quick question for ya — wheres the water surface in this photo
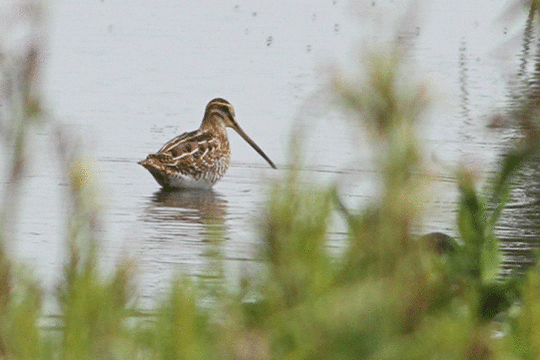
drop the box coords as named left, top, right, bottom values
left=1, top=0, right=538, bottom=307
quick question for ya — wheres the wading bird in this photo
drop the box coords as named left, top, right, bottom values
left=139, top=98, right=276, bottom=190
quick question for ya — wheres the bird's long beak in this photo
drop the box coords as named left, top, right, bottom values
left=232, top=124, right=277, bottom=169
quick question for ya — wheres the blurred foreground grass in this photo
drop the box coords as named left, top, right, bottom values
left=3, top=1, right=540, bottom=359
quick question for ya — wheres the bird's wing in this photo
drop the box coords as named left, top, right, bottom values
left=153, top=130, right=226, bottom=177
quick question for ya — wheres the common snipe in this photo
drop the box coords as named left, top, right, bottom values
left=139, top=98, right=276, bottom=190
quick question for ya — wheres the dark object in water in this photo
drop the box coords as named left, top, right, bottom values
left=420, top=232, right=456, bottom=255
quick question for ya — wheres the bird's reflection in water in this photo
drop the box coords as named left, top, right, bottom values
left=146, top=188, right=228, bottom=225
left=136, top=189, right=229, bottom=308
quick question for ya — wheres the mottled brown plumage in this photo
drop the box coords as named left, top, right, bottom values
left=139, top=98, right=276, bottom=190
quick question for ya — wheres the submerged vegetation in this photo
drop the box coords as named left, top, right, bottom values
left=3, top=0, right=540, bottom=359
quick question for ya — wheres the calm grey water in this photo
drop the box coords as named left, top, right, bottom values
left=1, top=0, right=537, bottom=307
